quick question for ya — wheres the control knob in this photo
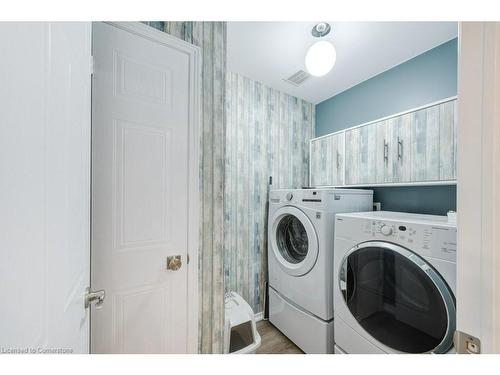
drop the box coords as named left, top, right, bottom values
left=380, top=225, right=393, bottom=236
left=286, top=192, right=293, bottom=201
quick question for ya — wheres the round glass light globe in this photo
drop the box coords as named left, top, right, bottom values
left=305, top=41, right=337, bottom=77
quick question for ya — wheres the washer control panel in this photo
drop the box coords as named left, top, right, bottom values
left=361, top=219, right=457, bottom=261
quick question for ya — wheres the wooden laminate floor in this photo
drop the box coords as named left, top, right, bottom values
left=256, top=320, right=304, bottom=354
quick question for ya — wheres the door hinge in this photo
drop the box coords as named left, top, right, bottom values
left=454, top=330, right=481, bottom=354
left=90, top=55, right=95, bottom=76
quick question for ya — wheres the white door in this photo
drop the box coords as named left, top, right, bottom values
left=91, top=22, right=199, bottom=354
left=0, top=22, right=91, bottom=353
left=456, top=22, right=500, bottom=354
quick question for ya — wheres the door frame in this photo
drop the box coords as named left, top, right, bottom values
left=457, top=22, right=500, bottom=353
left=95, top=22, right=201, bottom=353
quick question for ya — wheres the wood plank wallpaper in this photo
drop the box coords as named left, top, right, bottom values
left=224, top=72, right=315, bottom=314
left=144, top=21, right=226, bottom=354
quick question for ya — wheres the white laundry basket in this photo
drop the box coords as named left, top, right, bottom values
left=224, top=292, right=261, bottom=354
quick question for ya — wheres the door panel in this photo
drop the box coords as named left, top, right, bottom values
left=335, top=133, right=345, bottom=185
left=310, top=136, right=333, bottom=186
left=358, top=125, right=377, bottom=184
left=345, top=128, right=360, bottom=185
left=0, top=22, right=91, bottom=353
left=392, top=113, right=412, bottom=182
left=345, top=125, right=377, bottom=185
left=91, top=22, right=192, bottom=353
left=411, top=106, right=440, bottom=181
left=375, top=120, right=394, bottom=183
left=310, top=139, right=321, bottom=185
left=439, top=100, right=457, bottom=180
left=46, top=22, right=92, bottom=354
left=310, top=133, right=344, bottom=186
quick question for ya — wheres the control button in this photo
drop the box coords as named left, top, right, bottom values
left=380, top=225, right=393, bottom=236
left=398, top=226, right=407, bottom=231
left=286, top=192, right=293, bottom=201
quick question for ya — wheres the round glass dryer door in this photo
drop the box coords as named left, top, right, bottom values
left=271, top=206, right=318, bottom=276
left=339, top=242, right=456, bottom=353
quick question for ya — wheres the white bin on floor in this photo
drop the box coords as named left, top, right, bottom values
left=224, top=292, right=261, bottom=354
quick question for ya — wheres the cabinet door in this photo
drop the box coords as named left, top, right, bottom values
left=310, top=133, right=344, bottom=186
left=410, top=105, right=440, bottom=181
left=375, top=120, right=395, bottom=183
left=310, top=137, right=329, bottom=186
left=393, top=114, right=412, bottom=182
left=345, top=124, right=377, bottom=185
left=333, top=132, right=345, bottom=185
left=439, top=100, right=457, bottom=180
left=358, top=124, right=377, bottom=184
left=310, top=138, right=321, bottom=186
left=345, top=128, right=360, bottom=185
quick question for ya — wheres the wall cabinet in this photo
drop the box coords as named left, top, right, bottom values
left=309, top=98, right=457, bottom=187
left=438, top=100, right=457, bottom=180
left=310, top=132, right=344, bottom=186
left=345, top=123, right=377, bottom=185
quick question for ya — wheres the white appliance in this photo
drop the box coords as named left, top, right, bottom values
left=333, top=211, right=457, bottom=354
left=268, top=188, right=373, bottom=353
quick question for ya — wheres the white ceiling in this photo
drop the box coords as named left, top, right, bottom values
left=227, top=22, right=458, bottom=104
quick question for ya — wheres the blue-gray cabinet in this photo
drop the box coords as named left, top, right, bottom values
left=345, top=123, right=377, bottom=185
left=309, top=98, right=457, bottom=187
left=438, top=100, right=457, bottom=180
left=310, top=132, right=344, bottom=186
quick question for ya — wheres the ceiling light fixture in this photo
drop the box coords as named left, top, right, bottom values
left=305, top=23, right=336, bottom=77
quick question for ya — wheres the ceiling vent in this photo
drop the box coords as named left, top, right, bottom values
left=283, top=70, right=311, bottom=87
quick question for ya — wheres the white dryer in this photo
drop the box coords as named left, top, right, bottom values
left=268, top=188, right=373, bottom=353
left=333, top=211, right=457, bottom=354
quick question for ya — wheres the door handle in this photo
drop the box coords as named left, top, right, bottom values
left=397, top=137, right=403, bottom=161
left=383, top=140, right=389, bottom=162
left=167, top=255, right=182, bottom=271
left=85, top=287, right=105, bottom=309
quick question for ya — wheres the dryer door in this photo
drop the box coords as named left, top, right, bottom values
left=270, top=206, right=319, bottom=276
left=339, top=241, right=456, bottom=353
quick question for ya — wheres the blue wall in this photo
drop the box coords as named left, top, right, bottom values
left=315, top=38, right=458, bottom=215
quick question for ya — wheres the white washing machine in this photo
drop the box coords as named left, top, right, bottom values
left=268, top=188, right=373, bottom=353
left=333, top=211, right=457, bottom=354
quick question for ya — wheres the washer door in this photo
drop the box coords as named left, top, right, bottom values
left=270, top=206, right=319, bottom=276
left=339, top=241, right=456, bottom=353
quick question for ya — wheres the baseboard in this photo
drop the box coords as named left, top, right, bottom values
left=254, top=311, right=264, bottom=322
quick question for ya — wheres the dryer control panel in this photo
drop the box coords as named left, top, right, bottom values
left=360, top=219, right=457, bottom=262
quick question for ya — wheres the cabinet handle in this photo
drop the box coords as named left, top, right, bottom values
left=336, top=151, right=341, bottom=169
left=383, top=140, right=389, bottom=162
left=397, top=137, right=403, bottom=161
